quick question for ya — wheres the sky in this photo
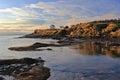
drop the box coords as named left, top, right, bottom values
left=0, top=0, right=119, bottom=32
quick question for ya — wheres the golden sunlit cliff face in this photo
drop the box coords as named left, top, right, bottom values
left=23, top=19, right=120, bottom=39
left=68, top=22, right=120, bottom=38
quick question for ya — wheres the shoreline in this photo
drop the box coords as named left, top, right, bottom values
left=19, top=33, right=120, bottom=47
left=0, top=33, right=120, bottom=80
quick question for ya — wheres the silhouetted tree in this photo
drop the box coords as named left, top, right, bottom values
left=64, top=26, right=69, bottom=29
left=95, top=24, right=108, bottom=37
left=50, top=24, right=55, bottom=29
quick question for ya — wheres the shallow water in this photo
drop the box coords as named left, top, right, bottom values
left=0, top=32, right=120, bottom=80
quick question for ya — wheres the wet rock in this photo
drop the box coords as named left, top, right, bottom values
left=90, top=41, right=120, bottom=47
left=24, top=75, right=36, bottom=80
left=109, top=43, right=120, bottom=46
left=16, top=66, right=50, bottom=80
left=8, top=42, right=65, bottom=51
left=16, top=72, right=33, bottom=78
left=57, top=39, right=74, bottom=44
left=57, top=38, right=87, bottom=44
left=46, top=48, right=52, bottom=50
left=0, top=57, right=50, bottom=80
left=0, top=57, right=43, bottom=65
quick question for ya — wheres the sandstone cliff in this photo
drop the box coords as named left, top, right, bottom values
left=23, top=19, right=120, bottom=39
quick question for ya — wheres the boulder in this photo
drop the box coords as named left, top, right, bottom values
left=0, top=57, right=50, bottom=80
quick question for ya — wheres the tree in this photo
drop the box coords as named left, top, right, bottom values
left=50, top=24, right=55, bottom=29
left=95, top=23, right=108, bottom=37
left=64, top=26, right=69, bottom=29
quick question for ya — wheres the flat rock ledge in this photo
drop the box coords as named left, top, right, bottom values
left=8, top=42, right=67, bottom=51
left=0, top=57, right=50, bottom=80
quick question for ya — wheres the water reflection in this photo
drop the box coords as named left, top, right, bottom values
left=70, top=43, right=120, bottom=58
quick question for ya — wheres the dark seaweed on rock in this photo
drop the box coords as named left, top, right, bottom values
left=0, top=57, right=43, bottom=65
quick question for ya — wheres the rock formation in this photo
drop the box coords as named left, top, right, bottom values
left=8, top=42, right=66, bottom=51
left=0, top=57, right=50, bottom=80
left=20, top=22, right=120, bottom=40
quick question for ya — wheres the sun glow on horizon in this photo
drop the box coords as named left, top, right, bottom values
left=0, top=0, right=119, bottom=31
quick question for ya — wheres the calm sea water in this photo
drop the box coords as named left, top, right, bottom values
left=0, top=32, right=120, bottom=80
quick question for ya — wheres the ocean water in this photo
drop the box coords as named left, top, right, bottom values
left=0, top=32, right=120, bottom=80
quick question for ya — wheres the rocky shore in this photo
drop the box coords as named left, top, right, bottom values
left=57, top=38, right=120, bottom=47
left=20, top=29, right=67, bottom=39
left=0, top=57, right=50, bottom=80
left=19, top=21, right=120, bottom=48
left=21, top=22, right=120, bottom=39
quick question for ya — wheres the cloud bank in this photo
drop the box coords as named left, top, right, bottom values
left=0, top=0, right=119, bottom=31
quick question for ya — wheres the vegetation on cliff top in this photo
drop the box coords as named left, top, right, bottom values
left=24, top=18, right=120, bottom=39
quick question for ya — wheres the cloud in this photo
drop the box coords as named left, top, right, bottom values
left=26, top=1, right=87, bottom=17
left=80, top=13, right=119, bottom=23
left=0, top=7, right=38, bottom=17
left=26, top=0, right=120, bottom=22
left=66, top=18, right=80, bottom=26
left=65, top=12, right=119, bottom=26
left=0, top=23, right=40, bottom=32
left=0, top=7, right=47, bottom=25
left=0, top=0, right=119, bottom=31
